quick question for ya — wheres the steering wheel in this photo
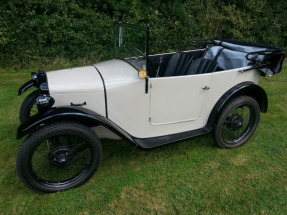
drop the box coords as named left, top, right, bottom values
left=124, top=43, right=146, bottom=59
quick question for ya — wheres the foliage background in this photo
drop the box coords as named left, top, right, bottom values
left=0, top=0, right=286, bottom=68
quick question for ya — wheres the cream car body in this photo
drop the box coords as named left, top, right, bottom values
left=46, top=57, right=260, bottom=140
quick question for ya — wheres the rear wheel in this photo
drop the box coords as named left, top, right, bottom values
left=17, top=121, right=102, bottom=193
left=213, top=96, right=260, bottom=149
left=19, top=90, right=39, bottom=123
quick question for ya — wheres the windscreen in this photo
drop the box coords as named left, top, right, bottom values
left=114, top=23, right=147, bottom=71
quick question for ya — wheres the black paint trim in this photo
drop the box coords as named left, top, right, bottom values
left=145, top=78, right=149, bottom=93
left=16, top=106, right=212, bottom=149
left=94, top=66, right=108, bottom=118
left=17, top=82, right=268, bottom=149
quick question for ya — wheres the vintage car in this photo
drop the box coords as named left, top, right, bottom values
left=16, top=22, right=285, bottom=193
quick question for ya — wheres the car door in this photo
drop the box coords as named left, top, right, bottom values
left=149, top=73, right=213, bottom=125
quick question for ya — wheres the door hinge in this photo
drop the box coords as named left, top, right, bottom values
left=202, top=86, right=210, bottom=90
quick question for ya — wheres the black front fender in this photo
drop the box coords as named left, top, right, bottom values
left=18, top=80, right=37, bottom=96
left=16, top=107, right=134, bottom=143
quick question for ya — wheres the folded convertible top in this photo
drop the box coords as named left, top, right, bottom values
left=185, top=39, right=285, bottom=76
left=212, top=39, right=285, bottom=76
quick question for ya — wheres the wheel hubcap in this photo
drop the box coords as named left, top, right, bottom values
left=225, top=113, right=243, bottom=130
left=48, top=146, right=71, bottom=168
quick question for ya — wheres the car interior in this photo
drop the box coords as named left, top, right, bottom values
left=147, top=40, right=282, bottom=78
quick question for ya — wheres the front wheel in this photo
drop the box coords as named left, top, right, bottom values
left=213, top=96, right=260, bottom=149
left=16, top=121, right=102, bottom=193
left=19, top=90, right=39, bottom=123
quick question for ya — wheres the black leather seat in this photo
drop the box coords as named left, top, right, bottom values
left=163, top=52, right=217, bottom=77
left=186, top=58, right=217, bottom=75
left=163, top=52, right=193, bottom=77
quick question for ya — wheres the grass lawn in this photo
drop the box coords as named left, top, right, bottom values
left=0, top=61, right=286, bottom=215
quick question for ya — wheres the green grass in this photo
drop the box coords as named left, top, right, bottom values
left=0, top=61, right=287, bottom=215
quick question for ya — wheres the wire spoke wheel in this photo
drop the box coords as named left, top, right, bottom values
left=17, top=121, right=102, bottom=193
left=213, top=96, right=260, bottom=149
left=221, top=105, right=254, bottom=144
left=31, top=134, right=91, bottom=184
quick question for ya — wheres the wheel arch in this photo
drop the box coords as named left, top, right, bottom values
left=207, top=82, right=268, bottom=128
left=17, top=107, right=135, bottom=143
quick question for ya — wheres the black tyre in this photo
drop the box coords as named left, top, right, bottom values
left=213, top=96, right=260, bottom=149
left=17, top=121, right=102, bottom=193
left=19, top=90, right=39, bottom=123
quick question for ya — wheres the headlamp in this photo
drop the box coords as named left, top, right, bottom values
left=36, top=96, right=55, bottom=112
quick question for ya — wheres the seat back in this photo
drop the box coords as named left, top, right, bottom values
left=186, top=58, right=217, bottom=75
left=163, top=52, right=193, bottom=77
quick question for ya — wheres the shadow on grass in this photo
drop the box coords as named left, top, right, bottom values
left=100, top=132, right=217, bottom=171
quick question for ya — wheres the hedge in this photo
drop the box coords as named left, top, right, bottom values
left=0, top=0, right=286, bottom=68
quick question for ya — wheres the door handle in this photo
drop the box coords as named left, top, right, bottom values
left=71, top=102, right=87, bottom=106
left=202, top=86, right=210, bottom=90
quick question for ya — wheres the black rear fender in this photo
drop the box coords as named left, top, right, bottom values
left=207, top=82, right=268, bottom=128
